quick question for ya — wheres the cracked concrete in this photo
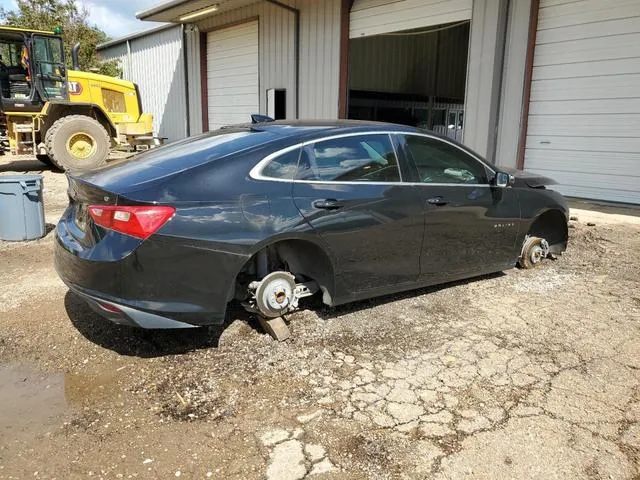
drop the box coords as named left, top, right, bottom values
left=260, top=428, right=336, bottom=480
left=1, top=168, right=639, bottom=478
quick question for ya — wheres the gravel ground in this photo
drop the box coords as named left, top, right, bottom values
left=1, top=158, right=640, bottom=479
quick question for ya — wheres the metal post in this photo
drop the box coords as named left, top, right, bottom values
left=265, top=0, right=300, bottom=119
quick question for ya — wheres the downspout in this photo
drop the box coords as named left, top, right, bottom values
left=182, top=23, right=191, bottom=137
left=516, top=0, right=540, bottom=169
left=487, top=0, right=510, bottom=164
left=126, top=39, right=132, bottom=79
left=265, top=0, right=300, bottom=119
left=338, top=0, right=354, bottom=119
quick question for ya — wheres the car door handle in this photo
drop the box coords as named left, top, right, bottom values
left=427, top=196, right=447, bottom=206
left=313, top=199, right=343, bottom=210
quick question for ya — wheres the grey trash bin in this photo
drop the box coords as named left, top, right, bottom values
left=0, top=174, right=46, bottom=241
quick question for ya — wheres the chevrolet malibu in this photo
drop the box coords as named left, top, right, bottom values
left=54, top=121, right=568, bottom=329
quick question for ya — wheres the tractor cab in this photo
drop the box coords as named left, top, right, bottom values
left=0, top=27, right=68, bottom=113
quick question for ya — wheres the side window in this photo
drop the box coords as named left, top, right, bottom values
left=404, top=135, right=488, bottom=184
left=261, top=148, right=300, bottom=180
left=296, top=134, right=401, bottom=182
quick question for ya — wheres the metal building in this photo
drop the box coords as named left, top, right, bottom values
left=98, top=24, right=189, bottom=142
left=99, top=0, right=640, bottom=205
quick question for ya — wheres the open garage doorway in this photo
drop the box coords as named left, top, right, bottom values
left=347, top=21, right=470, bottom=142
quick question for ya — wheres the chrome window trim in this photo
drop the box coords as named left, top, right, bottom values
left=248, top=130, right=495, bottom=186
left=401, top=132, right=496, bottom=178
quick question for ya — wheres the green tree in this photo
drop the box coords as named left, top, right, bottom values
left=0, top=0, right=121, bottom=77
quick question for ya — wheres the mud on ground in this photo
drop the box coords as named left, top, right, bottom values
left=1, top=162, right=639, bottom=479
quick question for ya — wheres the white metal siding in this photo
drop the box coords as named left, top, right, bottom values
left=298, top=0, right=341, bottom=119
left=195, top=0, right=341, bottom=120
left=350, top=0, right=472, bottom=38
left=525, top=0, right=640, bottom=203
left=99, top=26, right=188, bottom=142
left=206, top=21, right=259, bottom=130
left=197, top=2, right=297, bottom=119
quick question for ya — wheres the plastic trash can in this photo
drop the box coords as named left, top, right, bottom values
left=0, top=174, right=46, bottom=241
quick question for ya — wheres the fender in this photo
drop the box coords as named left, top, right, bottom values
left=44, top=101, right=117, bottom=136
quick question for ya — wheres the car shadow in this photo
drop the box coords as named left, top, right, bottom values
left=0, top=155, right=128, bottom=174
left=65, top=272, right=506, bottom=356
left=0, top=158, right=58, bottom=173
left=64, top=291, right=232, bottom=357
left=314, top=271, right=506, bottom=319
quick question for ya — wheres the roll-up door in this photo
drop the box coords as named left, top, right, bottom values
left=206, top=21, right=259, bottom=130
left=350, top=0, right=472, bottom=38
left=525, top=0, right=640, bottom=204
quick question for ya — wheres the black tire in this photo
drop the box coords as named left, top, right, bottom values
left=45, top=115, right=110, bottom=172
left=35, top=154, right=56, bottom=168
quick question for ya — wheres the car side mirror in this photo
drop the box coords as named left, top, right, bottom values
left=494, top=171, right=514, bottom=188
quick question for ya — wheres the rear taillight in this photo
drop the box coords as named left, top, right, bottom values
left=88, top=205, right=175, bottom=239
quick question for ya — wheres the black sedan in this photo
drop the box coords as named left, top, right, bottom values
left=54, top=121, right=568, bottom=329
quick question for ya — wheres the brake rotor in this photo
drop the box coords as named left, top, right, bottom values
left=519, top=236, right=550, bottom=269
left=254, top=271, right=296, bottom=318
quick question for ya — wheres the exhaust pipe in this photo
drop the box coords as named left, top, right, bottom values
left=71, top=42, right=80, bottom=70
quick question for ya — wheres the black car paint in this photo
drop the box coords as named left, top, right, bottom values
left=54, top=121, right=568, bottom=328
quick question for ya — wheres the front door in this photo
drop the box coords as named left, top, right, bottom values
left=31, top=35, right=67, bottom=101
left=292, top=133, right=425, bottom=297
left=0, top=34, right=42, bottom=112
left=397, top=133, right=520, bottom=282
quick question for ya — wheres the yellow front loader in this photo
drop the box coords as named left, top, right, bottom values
left=0, top=26, right=160, bottom=171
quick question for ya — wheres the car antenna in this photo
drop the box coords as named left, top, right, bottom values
left=251, top=114, right=275, bottom=124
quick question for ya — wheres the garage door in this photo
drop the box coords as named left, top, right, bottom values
left=350, top=0, right=472, bottom=38
left=206, top=21, right=259, bottom=130
left=524, top=0, right=640, bottom=204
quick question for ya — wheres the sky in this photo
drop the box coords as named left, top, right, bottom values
left=0, top=0, right=163, bottom=39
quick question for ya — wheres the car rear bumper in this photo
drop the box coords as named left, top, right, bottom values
left=66, top=282, right=198, bottom=329
left=54, top=225, right=249, bottom=328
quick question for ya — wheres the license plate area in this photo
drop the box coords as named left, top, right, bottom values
left=74, top=203, right=88, bottom=231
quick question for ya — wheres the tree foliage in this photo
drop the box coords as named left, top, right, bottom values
left=0, top=0, right=121, bottom=77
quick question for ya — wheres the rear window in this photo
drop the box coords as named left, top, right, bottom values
left=135, top=130, right=273, bottom=168
left=261, top=148, right=300, bottom=180
left=78, top=128, right=279, bottom=188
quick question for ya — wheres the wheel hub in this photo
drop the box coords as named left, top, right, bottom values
left=255, top=272, right=296, bottom=318
left=66, top=132, right=97, bottom=160
left=523, top=237, right=550, bottom=266
left=530, top=245, right=544, bottom=264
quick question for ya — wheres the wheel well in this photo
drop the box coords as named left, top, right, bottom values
left=528, top=209, right=568, bottom=247
left=234, top=240, right=335, bottom=306
left=41, top=104, right=116, bottom=140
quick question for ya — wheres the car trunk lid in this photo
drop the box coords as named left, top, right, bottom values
left=67, top=175, right=119, bottom=241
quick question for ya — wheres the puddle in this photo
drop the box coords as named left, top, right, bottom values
left=0, top=365, right=66, bottom=436
left=64, top=370, right=121, bottom=404
left=0, top=364, right=122, bottom=440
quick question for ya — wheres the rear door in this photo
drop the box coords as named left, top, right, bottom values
left=397, top=133, right=520, bottom=281
left=292, top=133, right=425, bottom=295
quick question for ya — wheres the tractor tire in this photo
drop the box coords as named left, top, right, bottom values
left=45, top=115, right=110, bottom=172
left=35, top=154, right=56, bottom=168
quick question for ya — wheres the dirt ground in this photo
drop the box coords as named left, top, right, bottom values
left=1, top=157, right=639, bottom=480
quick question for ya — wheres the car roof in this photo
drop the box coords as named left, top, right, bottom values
left=251, top=119, right=421, bottom=136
